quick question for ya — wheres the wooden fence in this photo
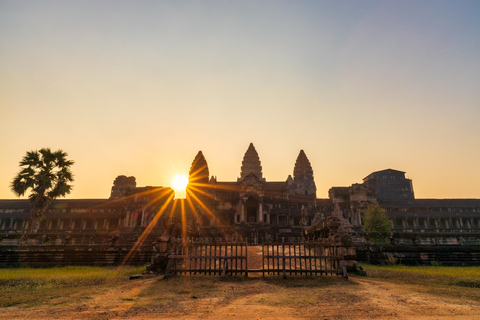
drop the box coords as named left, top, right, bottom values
left=164, top=238, right=348, bottom=278
left=165, top=239, right=248, bottom=277
left=262, top=240, right=347, bottom=278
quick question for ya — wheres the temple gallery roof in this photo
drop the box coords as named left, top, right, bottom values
left=363, top=168, right=407, bottom=181
left=0, top=199, right=124, bottom=218
left=381, top=199, right=480, bottom=208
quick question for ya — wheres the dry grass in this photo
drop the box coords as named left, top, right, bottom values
left=361, top=264, right=480, bottom=303
left=365, top=264, right=480, bottom=286
left=0, top=265, right=145, bottom=307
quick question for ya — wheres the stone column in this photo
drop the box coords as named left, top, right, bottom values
left=240, top=203, right=245, bottom=222
left=124, top=212, right=130, bottom=227
left=259, top=203, right=263, bottom=222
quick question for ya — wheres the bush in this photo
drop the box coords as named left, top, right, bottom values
left=430, top=260, right=442, bottom=267
left=363, top=203, right=392, bottom=233
left=363, top=203, right=392, bottom=243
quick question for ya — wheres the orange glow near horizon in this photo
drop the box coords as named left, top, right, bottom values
left=2, top=2, right=480, bottom=201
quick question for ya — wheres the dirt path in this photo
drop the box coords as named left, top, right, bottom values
left=247, top=245, right=263, bottom=271
left=3, top=265, right=480, bottom=319
left=346, top=278, right=480, bottom=320
left=181, top=277, right=480, bottom=320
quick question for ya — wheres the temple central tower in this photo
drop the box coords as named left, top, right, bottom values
left=238, top=143, right=265, bottom=182
left=289, top=149, right=316, bottom=197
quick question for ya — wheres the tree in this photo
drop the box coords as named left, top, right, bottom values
left=11, top=148, right=74, bottom=232
left=362, top=203, right=392, bottom=243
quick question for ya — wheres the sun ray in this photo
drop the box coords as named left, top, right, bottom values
left=162, top=199, right=178, bottom=238
left=181, top=199, right=187, bottom=240
left=186, top=188, right=229, bottom=230
left=185, top=195, right=198, bottom=218
left=187, top=184, right=220, bottom=201
left=118, top=192, right=174, bottom=268
left=189, top=163, right=208, bottom=179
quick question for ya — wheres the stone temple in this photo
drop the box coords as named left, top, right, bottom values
left=185, top=143, right=320, bottom=242
left=2, top=143, right=480, bottom=248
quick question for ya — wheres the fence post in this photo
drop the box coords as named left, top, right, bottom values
left=262, top=244, right=265, bottom=278
left=245, top=239, right=248, bottom=277
left=164, top=258, right=172, bottom=279
left=222, top=260, right=228, bottom=277
left=341, top=260, right=348, bottom=279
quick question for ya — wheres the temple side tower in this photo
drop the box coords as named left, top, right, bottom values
left=110, top=175, right=136, bottom=199
left=187, top=151, right=212, bottom=226
left=290, top=150, right=316, bottom=197
left=238, top=143, right=265, bottom=182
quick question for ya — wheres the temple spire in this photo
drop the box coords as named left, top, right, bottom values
left=293, top=150, right=313, bottom=178
left=238, top=143, right=264, bottom=181
left=189, top=151, right=209, bottom=185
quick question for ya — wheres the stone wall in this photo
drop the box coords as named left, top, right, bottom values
left=0, top=231, right=155, bottom=267
left=355, top=232, right=480, bottom=266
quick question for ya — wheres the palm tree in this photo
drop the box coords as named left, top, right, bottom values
left=11, top=148, right=74, bottom=232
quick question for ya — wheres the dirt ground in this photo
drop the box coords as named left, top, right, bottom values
left=4, top=275, right=480, bottom=320
left=3, top=247, right=480, bottom=319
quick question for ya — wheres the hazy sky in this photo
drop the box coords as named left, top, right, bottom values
left=1, top=0, right=479, bottom=199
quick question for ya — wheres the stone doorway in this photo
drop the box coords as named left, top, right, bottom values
left=245, top=197, right=258, bottom=223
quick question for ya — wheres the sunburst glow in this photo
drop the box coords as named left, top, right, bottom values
left=172, top=175, right=189, bottom=198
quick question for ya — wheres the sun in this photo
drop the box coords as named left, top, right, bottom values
left=172, top=175, right=189, bottom=198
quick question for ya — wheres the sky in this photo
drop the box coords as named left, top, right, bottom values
left=1, top=0, right=479, bottom=200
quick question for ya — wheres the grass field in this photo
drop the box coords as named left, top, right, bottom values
left=366, top=264, right=480, bottom=290
left=1, top=264, right=480, bottom=319
left=0, top=265, right=145, bottom=307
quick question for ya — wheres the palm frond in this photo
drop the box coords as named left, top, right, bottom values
left=11, top=148, right=75, bottom=206
left=19, top=150, right=40, bottom=166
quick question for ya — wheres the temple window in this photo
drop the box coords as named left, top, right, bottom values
left=407, top=218, right=414, bottom=228
left=395, top=218, right=402, bottom=228
left=85, top=219, right=94, bottom=230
